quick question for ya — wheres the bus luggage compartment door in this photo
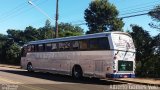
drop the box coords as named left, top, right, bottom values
left=94, top=60, right=104, bottom=77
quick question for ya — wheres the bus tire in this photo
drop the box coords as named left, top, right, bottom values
left=27, top=63, right=34, bottom=72
left=72, top=65, right=83, bottom=79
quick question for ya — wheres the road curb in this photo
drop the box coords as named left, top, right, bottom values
left=115, top=79, right=160, bottom=87
left=0, top=64, right=21, bottom=69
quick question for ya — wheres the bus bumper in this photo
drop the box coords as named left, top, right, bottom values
left=106, top=74, right=135, bottom=78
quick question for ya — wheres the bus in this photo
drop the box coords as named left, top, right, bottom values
left=21, top=31, right=136, bottom=79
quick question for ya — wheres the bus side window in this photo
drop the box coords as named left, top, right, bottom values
left=64, top=41, right=71, bottom=51
left=89, top=38, right=99, bottom=50
left=45, top=43, right=52, bottom=52
left=38, top=44, right=44, bottom=52
left=34, top=45, right=38, bottom=52
left=79, top=40, right=88, bottom=50
left=58, top=41, right=72, bottom=51
left=59, top=42, right=64, bottom=51
left=98, top=37, right=110, bottom=50
left=52, top=43, right=58, bottom=51
left=31, top=45, right=35, bottom=52
left=72, top=41, right=79, bottom=50
left=27, top=45, right=31, bottom=52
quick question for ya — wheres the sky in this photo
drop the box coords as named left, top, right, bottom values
left=0, top=0, right=159, bottom=36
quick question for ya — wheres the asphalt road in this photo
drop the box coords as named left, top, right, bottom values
left=0, top=67, right=158, bottom=90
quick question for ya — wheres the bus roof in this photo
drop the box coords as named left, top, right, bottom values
left=28, top=31, right=131, bottom=45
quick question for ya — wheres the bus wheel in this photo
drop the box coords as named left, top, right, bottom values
left=72, top=66, right=83, bottom=79
left=27, top=63, right=34, bottom=72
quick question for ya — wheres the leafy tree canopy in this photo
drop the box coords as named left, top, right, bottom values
left=130, top=25, right=153, bottom=62
left=58, top=23, right=84, bottom=37
left=84, top=0, right=124, bottom=34
left=149, top=5, right=160, bottom=30
left=129, top=25, right=160, bottom=77
left=0, top=20, right=84, bottom=65
left=38, top=20, right=54, bottom=39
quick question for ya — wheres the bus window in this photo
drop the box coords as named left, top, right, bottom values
left=79, top=40, right=88, bottom=50
left=31, top=45, right=35, bottom=52
left=98, top=37, right=110, bottom=50
left=59, top=42, right=65, bottom=51
left=72, top=41, right=79, bottom=50
left=59, top=41, right=71, bottom=51
left=27, top=45, right=31, bottom=52
left=38, top=44, right=44, bottom=52
left=34, top=45, right=38, bottom=52
left=45, top=43, right=52, bottom=52
left=64, top=41, right=71, bottom=51
left=89, top=38, right=99, bottom=50
left=52, top=43, right=58, bottom=51
left=88, top=37, right=110, bottom=50
left=118, top=61, right=133, bottom=71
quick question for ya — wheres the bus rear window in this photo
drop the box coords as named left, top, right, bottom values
left=118, top=60, right=133, bottom=71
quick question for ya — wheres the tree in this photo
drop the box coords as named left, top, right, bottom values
left=152, top=34, right=160, bottom=55
left=151, top=34, right=160, bottom=77
left=129, top=25, right=155, bottom=77
left=58, top=23, right=84, bottom=37
left=38, top=20, right=54, bottom=39
left=7, top=29, right=25, bottom=45
left=84, top=0, right=124, bottom=34
left=149, top=5, right=160, bottom=31
left=5, top=42, right=21, bottom=64
left=0, top=21, right=84, bottom=65
left=23, top=26, right=40, bottom=42
left=0, top=34, right=8, bottom=63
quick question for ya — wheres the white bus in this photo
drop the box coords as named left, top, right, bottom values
left=21, top=32, right=136, bottom=79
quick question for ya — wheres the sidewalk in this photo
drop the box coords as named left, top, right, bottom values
left=117, top=78, right=160, bottom=86
left=0, top=64, right=21, bottom=69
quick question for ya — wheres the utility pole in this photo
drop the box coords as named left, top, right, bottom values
left=55, top=0, right=59, bottom=38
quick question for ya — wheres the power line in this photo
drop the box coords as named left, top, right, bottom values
left=0, top=0, right=38, bottom=18
left=80, top=1, right=160, bottom=24
left=28, top=0, right=54, bottom=21
left=74, top=12, right=151, bottom=26
left=73, top=1, right=160, bottom=26
left=120, top=3, right=160, bottom=16
left=1, top=0, right=157, bottom=29
left=0, top=0, right=38, bottom=23
left=22, top=1, right=160, bottom=26
left=120, top=12, right=149, bottom=19
left=0, top=0, right=49, bottom=24
left=119, top=0, right=160, bottom=17
left=119, top=0, right=160, bottom=12
left=120, top=9, right=151, bottom=16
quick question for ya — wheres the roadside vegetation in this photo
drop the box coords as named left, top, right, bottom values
left=0, top=20, right=84, bottom=64
left=0, top=0, right=159, bottom=78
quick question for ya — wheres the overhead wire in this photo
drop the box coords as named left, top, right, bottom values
left=120, top=9, right=151, bottom=16
left=119, top=0, right=160, bottom=16
left=74, top=0, right=160, bottom=26
left=119, top=0, right=160, bottom=12
left=0, top=0, right=49, bottom=24
left=0, top=0, right=38, bottom=19
left=1, top=0, right=159, bottom=28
